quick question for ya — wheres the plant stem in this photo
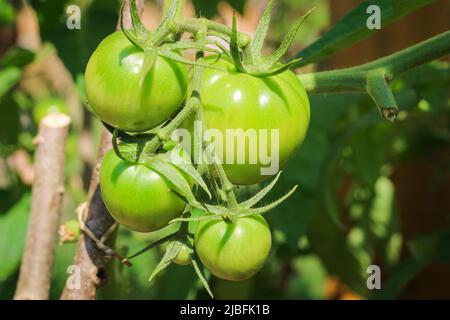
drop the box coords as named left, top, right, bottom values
left=299, top=31, right=450, bottom=94
left=173, top=18, right=251, bottom=48
left=298, top=31, right=450, bottom=121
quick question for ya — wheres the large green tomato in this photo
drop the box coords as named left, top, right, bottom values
left=85, top=31, right=188, bottom=132
left=194, top=214, right=271, bottom=281
left=99, top=149, right=186, bottom=232
left=182, top=56, right=310, bottom=185
left=33, top=98, right=69, bottom=124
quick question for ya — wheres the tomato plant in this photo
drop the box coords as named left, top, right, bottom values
left=99, top=149, right=187, bottom=232
left=194, top=214, right=272, bottom=281
left=85, top=31, right=188, bottom=132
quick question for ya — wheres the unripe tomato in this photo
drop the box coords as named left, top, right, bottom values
left=173, top=244, right=192, bottom=265
left=162, top=241, right=192, bottom=266
left=182, top=56, right=310, bottom=185
left=33, top=98, right=68, bottom=124
left=85, top=31, right=188, bottom=132
left=195, top=214, right=271, bottom=281
left=99, top=149, right=186, bottom=232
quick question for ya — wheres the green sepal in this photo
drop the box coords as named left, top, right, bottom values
left=144, top=156, right=197, bottom=206
left=251, top=0, right=274, bottom=58
left=191, top=256, right=213, bottom=298
left=238, top=185, right=298, bottom=216
left=239, top=171, right=282, bottom=208
left=156, top=151, right=212, bottom=199
left=148, top=240, right=183, bottom=282
left=120, top=0, right=153, bottom=50
left=139, top=49, right=157, bottom=87
left=262, top=8, right=314, bottom=70
left=230, top=12, right=247, bottom=73
left=125, top=233, right=177, bottom=262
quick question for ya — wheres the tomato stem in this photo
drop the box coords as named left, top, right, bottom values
left=298, top=31, right=450, bottom=122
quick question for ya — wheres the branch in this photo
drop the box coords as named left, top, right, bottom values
left=298, top=31, right=450, bottom=121
left=60, top=129, right=113, bottom=300
left=14, top=114, right=71, bottom=300
left=60, top=0, right=144, bottom=301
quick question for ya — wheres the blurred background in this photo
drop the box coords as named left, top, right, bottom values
left=0, top=0, right=449, bottom=299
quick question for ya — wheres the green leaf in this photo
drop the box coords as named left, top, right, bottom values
left=0, top=67, right=21, bottom=99
left=161, top=41, right=222, bottom=55
left=154, top=0, right=180, bottom=38
left=148, top=240, right=182, bottom=282
left=251, top=0, right=274, bottom=58
left=0, top=194, right=30, bottom=281
left=170, top=213, right=222, bottom=224
left=292, top=0, right=435, bottom=67
left=229, top=13, right=246, bottom=73
left=158, top=49, right=223, bottom=70
left=239, top=185, right=298, bottom=216
left=139, top=50, right=157, bottom=87
left=0, top=47, right=34, bottom=69
left=191, top=256, right=213, bottom=298
left=262, top=8, right=313, bottom=69
left=371, top=258, right=428, bottom=299
left=120, top=1, right=149, bottom=50
left=129, top=0, right=151, bottom=39
left=158, top=152, right=211, bottom=198
left=0, top=0, right=15, bottom=26
left=114, top=134, right=148, bottom=163
left=126, top=233, right=177, bottom=261
left=192, top=0, right=246, bottom=19
left=144, top=156, right=197, bottom=206
left=240, top=171, right=282, bottom=208
left=408, top=229, right=450, bottom=262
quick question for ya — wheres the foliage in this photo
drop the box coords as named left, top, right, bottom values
left=0, top=0, right=449, bottom=300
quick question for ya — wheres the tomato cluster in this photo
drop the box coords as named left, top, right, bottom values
left=86, top=31, right=310, bottom=282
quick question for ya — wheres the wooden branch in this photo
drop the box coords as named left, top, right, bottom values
left=14, top=113, right=71, bottom=300
left=60, top=0, right=144, bottom=300
left=60, top=129, right=113, bottom=300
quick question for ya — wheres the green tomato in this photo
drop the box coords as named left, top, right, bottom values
left=182, top=56, right=310, bottom=185
left=162, top=241, right=193, bottom=266
left=173, top=244, right=192, bottom=265
left=85, top=31, right=188, bottom=132
left=99, top=149, right=186, bottom=232
left=33, top=98, right=68, bottom=124
left=195, top=214, right=271, bottom=281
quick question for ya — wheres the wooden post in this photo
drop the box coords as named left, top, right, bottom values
left=14, top=113, right=71, bottom=300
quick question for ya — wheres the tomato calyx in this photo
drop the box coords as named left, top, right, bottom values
left=229, top=3, right=314, bottom=77
left=170, top=171, right=298, bottom=225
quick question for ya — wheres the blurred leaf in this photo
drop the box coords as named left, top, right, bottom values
left=308, top=208, right=370, bottom=296
left=0, top=193, right=30, bottom=281
left=193, top=0, right=247, bottom=18
left=288, top=255, right=327, bottom=299
left=408, top=229, right=450, bottom=262
left=0, top=47, right=35, bottom=69
left=293, top=0, right=435, bottom=66
left=49, top=243, right=77, bottom=299
left=0, top=67, right=21, bottom=99
left=371, top=258, right=428, bottom=299
left=0, top=0, right=15, bottom=26
left=30, top=0, right=120, bottom=76
left=0, top=93, right=21, bottom=156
